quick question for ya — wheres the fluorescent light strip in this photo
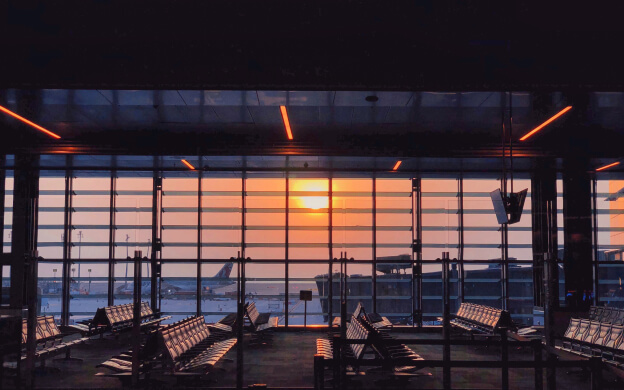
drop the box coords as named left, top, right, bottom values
left=393, top=160, right=402, bottom=170
left=181, top=159, right=196, bottom=170
left=596, top=162, right=620, bottom=172
left=519, top=106, right=573, bottom=141
left=0, top=104, right=61, bottom=139
left=280, top=106, right=294, bottom=140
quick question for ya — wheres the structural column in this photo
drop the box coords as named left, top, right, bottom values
left=562, top=160, right=594, bottom=310
left=10, top=154, right=40, bottom=387
left=531, top=160, right=558, bottom=390
left=10, top=154, right=40, bottom=308
left=531, top=162, right=559, bottom=315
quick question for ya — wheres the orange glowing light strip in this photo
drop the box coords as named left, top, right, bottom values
left=596, top=162, right=620, bottom=172
left=0, top=104, right=61, bottom=139
left=280, top=106, right=293, bottom=140
left=519, top=106, right=572, bottom=141
left=181, top=159, right=196, bottom=170
left=392, top=160, right=402, bottom=170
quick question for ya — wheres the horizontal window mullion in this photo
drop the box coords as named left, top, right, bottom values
left=331, top=243, right=372, bottom=248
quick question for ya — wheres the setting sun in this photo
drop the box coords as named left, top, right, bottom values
left=292, top=180, right=329, bottom=210
left=301, top=195, right=328, bottom=210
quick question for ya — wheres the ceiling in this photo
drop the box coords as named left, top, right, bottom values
left=2, top=2, right=624, bottom=171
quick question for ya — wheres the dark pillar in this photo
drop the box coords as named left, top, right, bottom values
left=562, top=160, right=593, bottom=310
left=107, top=172, right=115, bottom=306
left=531, top=161, right=558, bottom=390
left=151, top=170, right=162, bottom=312
left=531, top=162, right=559, bottom=312
left=10, top=154, right=40, bottom=387
left=10, top=154, right=39, bottom=308
left=0, top=154, right=5, bottom=301
left=61, top=161, right=72, bottom=326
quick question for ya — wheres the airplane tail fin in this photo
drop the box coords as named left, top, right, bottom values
left=216, top=262, right=234, bottom=279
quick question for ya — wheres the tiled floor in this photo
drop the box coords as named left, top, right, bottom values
left=2, top=330, right=622, bottom=389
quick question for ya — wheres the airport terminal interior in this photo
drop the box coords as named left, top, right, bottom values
left=3, top=2, right=624, bottom=390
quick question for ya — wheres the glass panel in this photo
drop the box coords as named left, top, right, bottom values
left=201, top=262, right=237, bottom=323
left=202, top=176, right=242, bottom=259
left=246, top=263, right=284, bottom=324
left=419, top=262, right=459, bottom=325
left=38, top=176, right=66, bottom=259
left=161, top=262, right=197, bottom=323
left=245, top=176, right=285, bottom=260
left=113, top=261, right=151, bottom=305
left=288, top=178, right=329, bottom=260
left=464, top=263, right=503, bottom=308
left=162, top=173, right=198, bottom=259
left=1, top=265, right=9, bottom=305
left=508, top=264, right=534, bottom=325
left=422, top=178, right=459, bottom=260
left=69, top=263, right=108, bottom=323
left=72, top=173, right=111, bottom=259
left=463, top=178, right=502, bottom=261
left=507, top=178, right=532, bottom=261
left=597, top=263, right=624, bottom=308
left=38, top=262, right=62, bottom=317
left=557, top=178, right=565, bottom=254
left=115, top=175, right=153, bottom=259
left=596, top=179, right=624, bottom=260
left=375, top=178, right=412, bottom=258
left=330, top=262, right=372, bottom=318
left=289, top=263, right=328, bottom=325
left=3, top=173, right=13, bottom=253
left=376, top=260, right=413, bottom=324
left=332, top=178, right=373, bottom=260
left=421, top=264, right=443, bottom=324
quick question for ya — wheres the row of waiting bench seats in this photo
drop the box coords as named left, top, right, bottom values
left=160, top=316, right=237, bottom=375
left=557, top=317, right=624, bottom=370
left=332, top=302, right=393, bottom=330
left=450, top=303, right=512, bottom=335
left=67, top=302, right=170, bottom=336
left=315, top=312, right=426, bottom=387
left=244, top=302, right=277, bottom=345
left=97, top=315, right=236, bottom=377
left=588, top=306, right=624, bottom=325
left=20, top=316, right=89, bottom=365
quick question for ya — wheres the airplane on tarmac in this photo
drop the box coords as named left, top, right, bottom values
left=115, top=262, right=235, bottom=295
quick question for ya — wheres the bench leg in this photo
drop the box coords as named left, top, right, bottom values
left=34, top=359, right=61, bottom=374
left=314, top=355, right=325, bottom=390
left=54, top=349, right=83, bottom=363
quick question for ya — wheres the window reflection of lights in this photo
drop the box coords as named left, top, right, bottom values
left=280, top=106, right=294, bottom=140
left=596, top=162, right=620, bottom=172
left=519, top=106, right=572, bottom=141
left=0, top=104, right=61, bottom=139
left=181, top=159, right=196, bottom=170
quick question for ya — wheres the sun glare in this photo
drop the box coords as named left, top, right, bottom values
left=293, top=180, right=329, bottom=210
left=302, top=196, right=328, bottom=210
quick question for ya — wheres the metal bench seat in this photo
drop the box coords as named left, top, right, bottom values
left=588, top=305, right=624, bottom=325
left=449, top=303, right=510, bottom=335
left=160, top=316, right=237, bottom=375
left=557, top=318, right=624, bottom=372
left=20, top=315, right=89, bottom=365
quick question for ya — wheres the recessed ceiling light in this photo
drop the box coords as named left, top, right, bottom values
left=596, top=161, right=620, bottom=172
left=0, top=104, right=61, bottom=139
left=365, top=95, right=379, bottom=102
left=280, top=106, right=293, bottom=140
left=181, top=159, right=196, bottom=170
left=519, top=106, right=572, bottom=141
